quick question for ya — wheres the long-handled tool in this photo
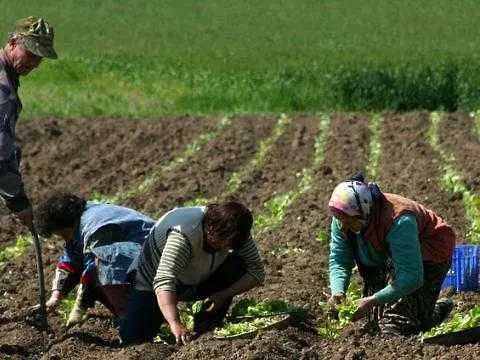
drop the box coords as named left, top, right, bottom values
left=28, top=222, right=48, bottom=329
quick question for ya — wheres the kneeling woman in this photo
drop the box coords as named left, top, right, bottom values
left=119, top=201, right=265, bottom=345
left=327, top=174, right=455, bottom=335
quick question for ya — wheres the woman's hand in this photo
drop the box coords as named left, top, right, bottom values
left=351, top=295, right=379, bottom=321
left=327, top=293, right=345, bottom=319
left=170, top=321, right=192, bottom=345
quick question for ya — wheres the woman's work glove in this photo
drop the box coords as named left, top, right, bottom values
left=46, top=290, right=62, bottom=310
left=30, top=290, right=62, bottom=313
left=327, top=293, right=345, bottom=320
left=66, top=303, right=87, bottom=328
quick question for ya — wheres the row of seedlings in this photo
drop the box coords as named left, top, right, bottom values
left=182, top=113, right=291, bottom=207
left=378, top=112, right=469, bottom=241
left=0, top=117, right=231, bottom=326
left=428, top=112, right=480, bottom=244
left=251, top=113, right=371, bottom=318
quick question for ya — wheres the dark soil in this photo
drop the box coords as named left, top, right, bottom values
left=378, top=112, right=469, bottom=242
left=439, top=112, right=480, bottom=194
left=130, top=115, right=277, bottom=217
left=1, top=113, right=479, bottom=359
left=0, top=116, right=218, bottom=246
left=232, top=114, right=320, bottom=213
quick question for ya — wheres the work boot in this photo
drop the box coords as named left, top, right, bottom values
left=431, top=298, right=454, bottom=327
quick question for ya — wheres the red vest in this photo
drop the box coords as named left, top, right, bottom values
left=362, top=193, right=456, bottom=263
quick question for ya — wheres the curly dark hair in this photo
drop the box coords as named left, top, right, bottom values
left=204, top=201, right=253, bottom=250
left=36, top=193, right=87, bottom=237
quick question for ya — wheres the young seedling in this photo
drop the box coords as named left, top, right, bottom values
left=0, top=234, right=33, bottom=262
left=366, top=113, right=382, bottom=180
left=230, top=298, right=295, bottom=318
left=316, top=230, right=328, bottom=243
left=253, top=113, right=330, bottom=233
left=268, top=246, right=306, bottom=259
left=317, top=284, right=361, bottom=339
left=422, top=306, right=480, bottom=339
left=58, top=292, right=77, bottom=325
left=153, top=300, right=205, bottom=344
left=213, top=299, right=298, bottom=338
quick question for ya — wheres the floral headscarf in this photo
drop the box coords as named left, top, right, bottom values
left=328, top=180, right=373, bottom=221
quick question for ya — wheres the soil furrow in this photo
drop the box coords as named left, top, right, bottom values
left=127, top=116, right=277, bottom=217
left=248, top=113, right=370, bottom=310
left=378, top=112, right=469, bottom=242
left=0, top=114, right=479, bottom=360
left=439, top=112, right=480, bottom=194
left=231, top=114, right=319, bottom=213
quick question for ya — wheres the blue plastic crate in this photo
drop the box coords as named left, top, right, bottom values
left=441, top=245, right=479, bottom=292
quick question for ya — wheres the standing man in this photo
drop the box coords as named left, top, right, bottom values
left=0, top=16, right=57, bottom=226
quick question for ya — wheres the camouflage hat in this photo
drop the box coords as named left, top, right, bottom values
left=13, top=16, right=57, bottom=59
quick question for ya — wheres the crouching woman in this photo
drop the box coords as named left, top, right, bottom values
left=36, top=193, right=155, bottom=327
left=119, top=201, right=265, bottom=345
left=327, top=175, right=455, bottom=335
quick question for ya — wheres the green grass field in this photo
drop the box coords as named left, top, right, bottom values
left=3, top=0, right=480, bottom=118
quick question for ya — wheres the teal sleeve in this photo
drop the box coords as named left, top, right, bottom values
left=375, top=214, right=424, bottom=304
left=329, top=217, right=355, bottom=295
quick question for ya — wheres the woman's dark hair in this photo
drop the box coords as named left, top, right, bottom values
left=204, top=201, right=253, bottom=250
left=36, top=193, right=87, bottom=237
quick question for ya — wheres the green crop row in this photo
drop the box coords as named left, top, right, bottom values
left=422, top=305, right=480, bottom=339
left=366, top=114, right=382, bottom=180
left=225, top=114, right=291, bottom=195
left=254, top=114, right=330, bottom=232
left=111, top=116, right=232, bottom=209
left=427, top=112, right=480, bottom=244
left=0, top=234, right=33, bottom=262
left=470, top=111, right=480, bottom=137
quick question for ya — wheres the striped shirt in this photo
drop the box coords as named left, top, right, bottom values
left=134, top=207, right=265, bottom=292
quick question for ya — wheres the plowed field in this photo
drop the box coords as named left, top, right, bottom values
left=1, top=113, right=479, bottom=359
